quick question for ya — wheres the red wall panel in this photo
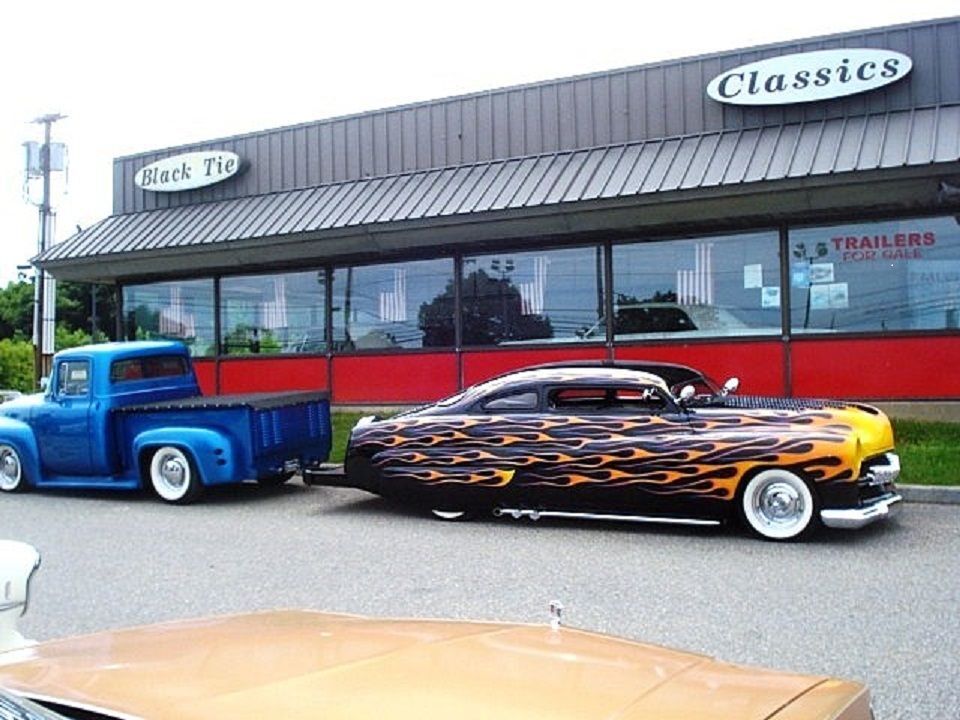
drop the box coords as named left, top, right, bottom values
left=218, top=357, right=329, bottom=394
left=615, top=341, right=786, bottom=396
left=192, top=359, right=217, bottom=395
left=790, top=336, right=960, bottom=399
left=462, top=346, right=608, bottom=387
left=332, top=353, right=458, bottom=403
left=193, top=335, right=959, bottom=402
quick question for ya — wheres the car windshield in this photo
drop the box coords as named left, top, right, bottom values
left=0, top=691, right=70, bottom=720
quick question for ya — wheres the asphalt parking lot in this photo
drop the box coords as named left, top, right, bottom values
left=2, top=482, right=958, bottom=719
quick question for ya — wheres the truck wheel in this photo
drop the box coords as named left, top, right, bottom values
left=0, top=444, right=25, bottom=493
left=149, top=446, right=203, bottom=504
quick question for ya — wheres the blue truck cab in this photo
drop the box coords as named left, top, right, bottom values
left=0, top=341, right=331, bottom=504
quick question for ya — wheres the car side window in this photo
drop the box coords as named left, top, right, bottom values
left=482, top=391, right=539, bottom=413
left=548, top=385, right=667, bottom=414
left=57, top=360, right=90, bottom=397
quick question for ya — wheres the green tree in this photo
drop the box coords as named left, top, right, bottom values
left=0, top=339, right=34, bottom=392
left=0, top=281, right=34, bottom=340
left=0, top=280, right=117, bottom=343
left=57, top=281, right=117, bottom=340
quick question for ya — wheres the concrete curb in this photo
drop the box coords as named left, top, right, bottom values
left=899, top=484, right=960, bottom=505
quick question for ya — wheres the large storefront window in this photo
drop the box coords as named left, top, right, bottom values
left=332, top=258, right=454, bottom=350
left=122, top=279, right=215, bottom=356
left=612, top=231, right=782, bottom=340
left=789, top=216, right=960, bottom=333
left=461, top=246, right=604, bottom=346
left=220, top=271, right=326, bottom=354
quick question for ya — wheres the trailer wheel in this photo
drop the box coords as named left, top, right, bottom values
left=149, top=446, right=203, bottom=504
left=0, top=444, right=26, bottom=493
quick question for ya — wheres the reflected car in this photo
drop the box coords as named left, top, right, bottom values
left=338, top=361, right=902, bottom=541
left=0, top=545, right=872, bottom=720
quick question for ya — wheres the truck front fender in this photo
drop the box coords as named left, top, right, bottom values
left=132, top=428, right=242, bottom=487
left=0, top=417, right=42, bottom=488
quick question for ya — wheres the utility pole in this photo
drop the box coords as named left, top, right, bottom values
left=30, top=113, right=66, bottom=387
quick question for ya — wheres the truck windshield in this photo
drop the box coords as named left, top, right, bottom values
left=110, top=355, right=189, bottom=383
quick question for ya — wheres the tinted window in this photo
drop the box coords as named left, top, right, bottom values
left=333, top=258, right=454, bottom=350
left=111, top=355, right=189, bottom=383
left=789, top=216, right=960, bottom=333
left=612, top=231, right=782, bottom=339
left=123, top=280, right=216, bottom=357
left=461, top=246, right=605, bottom=346
left=549, top=385, right=667, bottom=413
left=220, top=271, right=327, bottom=354
left=482, top=391, right=539, bottom=412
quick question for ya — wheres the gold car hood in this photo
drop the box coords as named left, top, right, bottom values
left=0, top=611, right=866, bottom=720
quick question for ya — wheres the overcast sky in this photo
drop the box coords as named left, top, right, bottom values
left=1, top=0, right=956, bottom=286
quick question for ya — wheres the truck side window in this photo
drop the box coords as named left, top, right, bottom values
left=57, top=360, right=90, bottom=397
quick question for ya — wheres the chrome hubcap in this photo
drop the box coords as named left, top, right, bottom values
left=0, top=452, right=20, bottom=486
left=160, top=456, right=186, bottom=488
left=757, top=482, right=803, bottom=524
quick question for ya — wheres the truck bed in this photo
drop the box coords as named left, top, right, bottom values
left=117, top=391, right=329, bottom=413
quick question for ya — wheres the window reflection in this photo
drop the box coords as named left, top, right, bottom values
left=123, top=280, right=215, bottom=357
left=461, top=246, right=604, bottom=346
left=612, top=232, right=781, bottom=339
left=789, top=217, right=960, bottom=332
left=332, top=258, right=454, bottom=350
left=220, top=271, right=326, bottom=354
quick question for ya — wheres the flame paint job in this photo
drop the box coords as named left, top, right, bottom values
left=344, top=364, right=896, bottom=519
left=351, top=409, right=867, bottom=501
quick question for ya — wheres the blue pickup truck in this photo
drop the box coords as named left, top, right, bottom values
left=0, top=341, right=331, bottom=504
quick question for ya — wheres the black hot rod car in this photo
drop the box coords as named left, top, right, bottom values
left=329, top=362, right=901, bottom=541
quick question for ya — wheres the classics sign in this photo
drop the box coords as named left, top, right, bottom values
left=706, top=49, right=912, bottom=106
left=135, top=151, right=242, bottom=192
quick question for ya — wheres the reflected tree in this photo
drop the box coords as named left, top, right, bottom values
left=419, top=269, right=553, bottom=346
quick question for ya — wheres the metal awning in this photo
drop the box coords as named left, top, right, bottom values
left=39, top=104, right=960, bottom=281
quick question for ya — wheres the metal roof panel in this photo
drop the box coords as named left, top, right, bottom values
left=41, top=103, right=960, bottom=268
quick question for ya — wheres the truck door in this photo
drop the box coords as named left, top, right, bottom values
left=33, top=359, right=94, bottom=476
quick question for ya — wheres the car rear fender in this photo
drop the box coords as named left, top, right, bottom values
left=132, top=427, right=240, bottom=487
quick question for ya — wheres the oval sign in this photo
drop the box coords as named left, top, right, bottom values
left=135, top=151, right=242, bottom=192
left=706, top=49, right=912, bottom=106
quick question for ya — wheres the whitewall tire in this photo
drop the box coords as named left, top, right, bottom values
left=149, top=446, right=202, bottom=504
left=430, top=509, right=469, bottom=521
left=740, top=469, right=818, bottom=541
left=0, top=444, right=25, bottom=493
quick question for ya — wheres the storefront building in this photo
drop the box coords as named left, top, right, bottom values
left=40, top=17, right=960, bottom=404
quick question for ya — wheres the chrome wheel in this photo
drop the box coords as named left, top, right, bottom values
left=149, top=446, right=201, bottom=504
left=741, top=469, right=816, bottom=541
left=0, top=445, right=24, bottom=492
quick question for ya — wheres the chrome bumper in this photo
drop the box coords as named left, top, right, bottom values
left=821, top=493, right=903, bottom=530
